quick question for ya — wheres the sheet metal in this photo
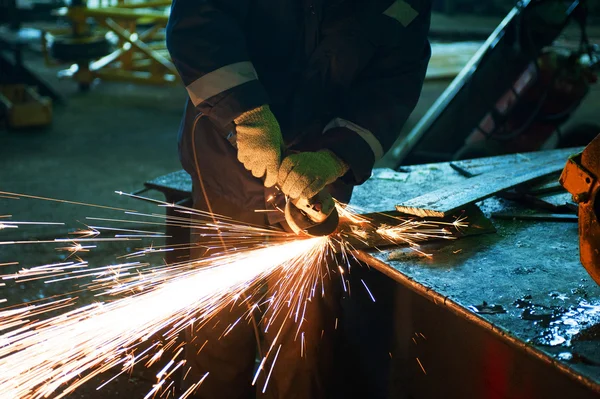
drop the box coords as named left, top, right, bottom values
left=395, top=147, right=581, bottom=217
left=350, top=156, right=600, bottom=395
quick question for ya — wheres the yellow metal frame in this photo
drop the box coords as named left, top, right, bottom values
left=44, top=1, right=178, bottom=88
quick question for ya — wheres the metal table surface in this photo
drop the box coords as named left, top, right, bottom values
left=145, top=151, right=600, bottom=397
left=349, top=155, right=600, bottom=397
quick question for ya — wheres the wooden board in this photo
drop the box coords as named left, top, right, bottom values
left=395, top=148, right=579, bottom=217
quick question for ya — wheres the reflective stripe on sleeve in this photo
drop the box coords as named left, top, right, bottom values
left=383, top=0, right=418, bottom=27
left=186, top=61, right=258, bottom=106
left=324, top=118, right=384, bottom=161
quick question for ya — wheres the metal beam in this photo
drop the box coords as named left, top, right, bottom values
left=395, top=148, right=579, bottom=217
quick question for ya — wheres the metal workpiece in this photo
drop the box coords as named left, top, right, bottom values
left=561, top=134, right=600, bottom=285
left=355, top=215, right=600, bottom=396
left=394, top=147, right=580, bottom=217
left=351, top=148, right=581, bottom=215
left=350, top=154, right=600, bottom=398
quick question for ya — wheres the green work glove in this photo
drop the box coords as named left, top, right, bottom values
left=277, top=150, right=349, bottom=199
left=234, top=105, right=284, bottom=187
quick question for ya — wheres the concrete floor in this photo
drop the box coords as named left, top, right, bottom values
left=1, top=77, right=184, bottom=230
left=1, top=21, right=599, bottom=397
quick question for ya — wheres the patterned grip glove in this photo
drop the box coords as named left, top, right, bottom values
left=277, top=150, right=349, bottom=199
left=234, top=105, right=284, bottom=187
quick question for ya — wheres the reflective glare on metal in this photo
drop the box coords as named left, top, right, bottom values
left=0, top=191, right=468, bottom=399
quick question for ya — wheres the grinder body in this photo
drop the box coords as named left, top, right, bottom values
left=225, top=131, right=339, bottom=236
left=284, top=190, right=339, bottom=237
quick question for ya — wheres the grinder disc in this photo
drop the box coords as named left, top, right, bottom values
left=284, top=201, right=339, bottom=237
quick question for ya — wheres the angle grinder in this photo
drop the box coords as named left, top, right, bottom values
left=225, top=132, right=339, bottom=236
left=284, top=189, right=339, bottom=237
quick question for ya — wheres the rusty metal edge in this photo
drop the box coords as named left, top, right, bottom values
left=352, top=249, right=600, bottom=395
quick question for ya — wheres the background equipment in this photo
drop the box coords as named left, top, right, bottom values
left=43, top=0, right=176, bottom=90
left=395, top=0, right=599, bottom=165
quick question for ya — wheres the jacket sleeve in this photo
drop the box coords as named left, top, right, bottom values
left=166, top=0, right=269, bottom=127
left=322, top=0, right=432, bottom=185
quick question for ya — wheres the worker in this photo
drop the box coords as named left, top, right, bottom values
left=166, top=0, right=431, bottom=398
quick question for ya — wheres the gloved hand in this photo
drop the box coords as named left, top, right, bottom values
left=278, top=150, right=349, bottom=199
left=234, top=105, right=284, bottom=187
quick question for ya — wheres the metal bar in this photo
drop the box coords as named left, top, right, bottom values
left=89, top=24, right=160, bottom=71
left=391, top=1, right=529, bottom=165
left=395, top=148, right=579, bottom=217
left=122, top=20, right=136, bottom=70
left=448, top=148, right=584, bottom=176
left=392, top=0, right=583, bottom=166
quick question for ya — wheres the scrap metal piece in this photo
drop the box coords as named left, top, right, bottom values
left=560, top=133, right=600, bottom=285
left=396, top=148, right=577, bottom=217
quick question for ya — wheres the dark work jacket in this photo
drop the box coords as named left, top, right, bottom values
left=166, top=0, right=431, bottom=214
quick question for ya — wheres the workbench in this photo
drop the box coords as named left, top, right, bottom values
left=144, top=151, right=600, bottom=399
